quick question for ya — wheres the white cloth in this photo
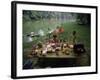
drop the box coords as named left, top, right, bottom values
left=27, top=36, right=33, bottom=42
left=38, top=29, right=45, bottom=36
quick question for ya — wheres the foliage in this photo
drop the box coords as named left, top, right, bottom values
left=23, top=10, right=57, bottom=21
left=76, top=13, right=90, bottom=25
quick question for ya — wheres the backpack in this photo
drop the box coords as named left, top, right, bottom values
left=73, top=44, right=86, bottom=54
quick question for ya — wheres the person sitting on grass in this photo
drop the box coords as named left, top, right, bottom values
left=50, top=34, right=59, bottom=43
left=53, top=26, right=64, bottom=35
left=59, top=26, right=64, bottom=34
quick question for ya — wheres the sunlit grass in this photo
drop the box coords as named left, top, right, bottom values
left=23, top=19, right=90, bottom=50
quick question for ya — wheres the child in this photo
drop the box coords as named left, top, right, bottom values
left=72, top=31, right=77, bottom=44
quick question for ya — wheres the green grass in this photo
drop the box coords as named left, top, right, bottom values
left=61, top=22, right=90, bottom=48
left=23, top=19, right=90, bottom=50
left=23, top=19, right=91, bottom=67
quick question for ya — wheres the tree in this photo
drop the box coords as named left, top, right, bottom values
left=76, top=13, right=90, bottom=25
